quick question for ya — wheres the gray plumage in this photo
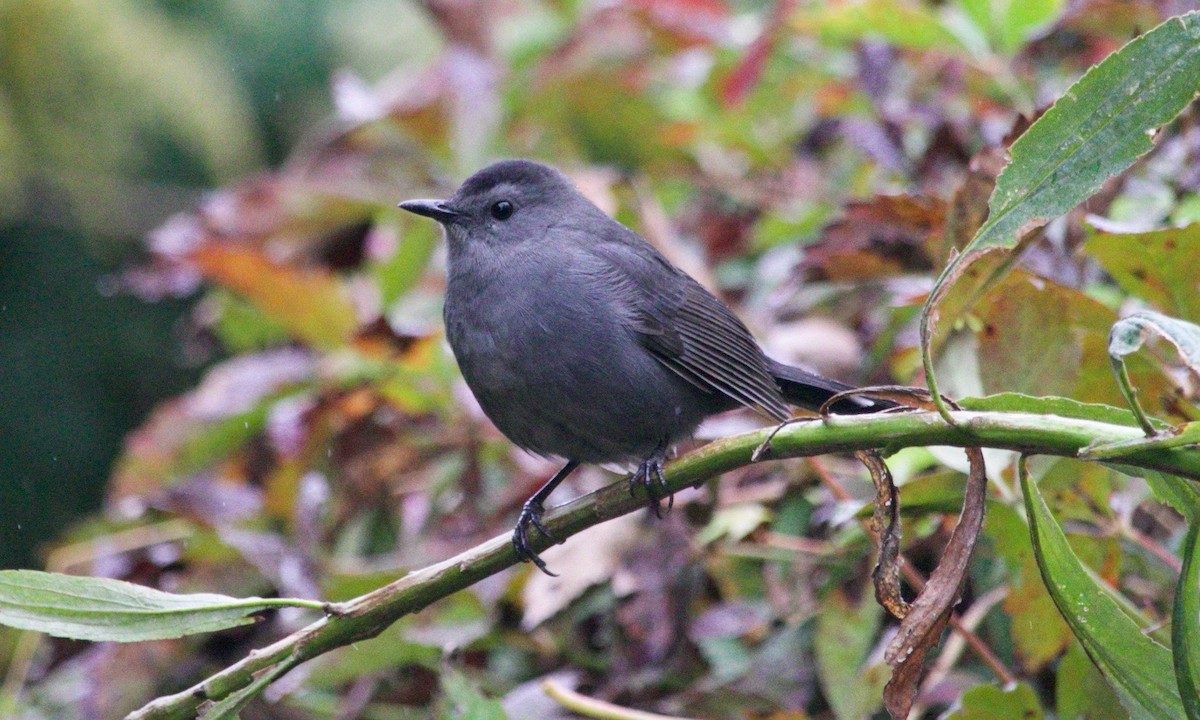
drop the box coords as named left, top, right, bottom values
left=400, top=159, right=885, bottom=573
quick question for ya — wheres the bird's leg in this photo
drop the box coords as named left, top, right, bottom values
left=630, top=440, right=672, bottom=519
left=513, top=459, right=580, bottom=576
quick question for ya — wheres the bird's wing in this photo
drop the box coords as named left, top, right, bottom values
left=582, top=237, right=789, bottom=421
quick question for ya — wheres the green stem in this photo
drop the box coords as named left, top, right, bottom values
left=920, top=265, right=958, bottom=425
left=1112, top=356, right=1159, bottom=437
left=126, top=410, right=1200, bottom=720
left=1081, top=421, right=1200, bottom=460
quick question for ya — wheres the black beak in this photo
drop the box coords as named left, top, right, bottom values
left=399, top=199, right=460, bottom=224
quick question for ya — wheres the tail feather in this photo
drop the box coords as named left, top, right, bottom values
left=765, top=358, right=894, bottom=415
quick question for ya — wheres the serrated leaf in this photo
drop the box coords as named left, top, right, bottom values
left=921, top=12, right=1200, bottom=407
left=971, top=13, right=1200, bottom=252
left=0, top=570, right=319, bottom=642
left=1021, top=465, right=1185, bottom=718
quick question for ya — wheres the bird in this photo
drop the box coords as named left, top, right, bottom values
left=400, top=159, right=889, bottom=574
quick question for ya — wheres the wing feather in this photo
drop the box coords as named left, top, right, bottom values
left=582, top=239, right=789, bottom=421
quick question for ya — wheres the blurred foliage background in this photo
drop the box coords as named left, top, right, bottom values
left=0, top=0, right=442, bottom=567
left=3, top=0, right=1200, bottom=718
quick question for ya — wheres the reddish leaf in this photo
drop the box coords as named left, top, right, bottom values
left=720, top=0, right=798, bottom=107
left=802, top=195, right=945, bottom=281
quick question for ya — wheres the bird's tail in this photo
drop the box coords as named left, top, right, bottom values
left=765, top=358, right=894, bottom=415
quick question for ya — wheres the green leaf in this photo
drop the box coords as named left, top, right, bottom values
left=309, top=621, right=441, bottom=688
left=1020, top=464, right=1185, bottom=718
left=695, top=503, right=773, bottom=545
left=945, top=681, right=1044, bottom=719
left=791, top=0, right=966, bottom=52
left=984, top=503, right=1073, bottom=668
left=210, top=290, right=292, bottom=353
left=957, top=0, right=1068, bottom=54
left=1085, top=224, right=1200, bottom=323
left=975, top=272, right=1114, bottom=399
left=958, top=393, right=1163, bottom=429
left=438, top=668, right=508, bottom=720
left=1174, top=522, right=1200, bottom=720
left=1057, top=641, right=1128, bottom=720
left=192, top=244, right=360, bottom=350
left=971, top=13, right=1200, bottom=252
left=1131, top=468, right=1200, bottom=524
left=864, top=469, right=965, bottom=516
left=0, top=570, right=321, bottom=642
left=696, top=636, right=755, bottom=683
left=920, top=12, right=1200, bottom=414
left=815, top=590, right=886, bottom=720
left=377, top=217, right=439, bottom=305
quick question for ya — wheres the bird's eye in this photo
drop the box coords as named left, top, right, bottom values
left=490, top=200, right=514, bottom=221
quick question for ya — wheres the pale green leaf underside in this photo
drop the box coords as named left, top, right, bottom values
left=0, top=570, right=321, bottom=642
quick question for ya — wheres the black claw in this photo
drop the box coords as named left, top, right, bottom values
left=513, top=500, right=558, bottom=576
left=631, top=449, right=673, bottom=518
left=529, top=510, right=560, bottom=544
left=654, top=462, right=673, bottom=515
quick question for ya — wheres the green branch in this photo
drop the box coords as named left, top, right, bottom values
left=126, top=409, right=1200, bottom=720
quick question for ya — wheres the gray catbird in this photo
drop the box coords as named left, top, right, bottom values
left=400, top=159, right=890, bottom=574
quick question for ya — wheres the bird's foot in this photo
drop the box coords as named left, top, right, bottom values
left=629, top=451, right=673, bottom=519
left=513, top=499, right=560, bottom=577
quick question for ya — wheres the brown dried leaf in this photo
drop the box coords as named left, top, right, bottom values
left=940, top=145, right=1006, bottom=262
left=801, top=195, right=945, bottom=281
left=883, top=446, right=987, bottom=719
left=858, top=450, right=905, bottom=621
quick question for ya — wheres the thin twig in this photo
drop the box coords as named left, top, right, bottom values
left=541, top=679, right=695, bottom=720
left=1121, top=523, right=1184, bottom=573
